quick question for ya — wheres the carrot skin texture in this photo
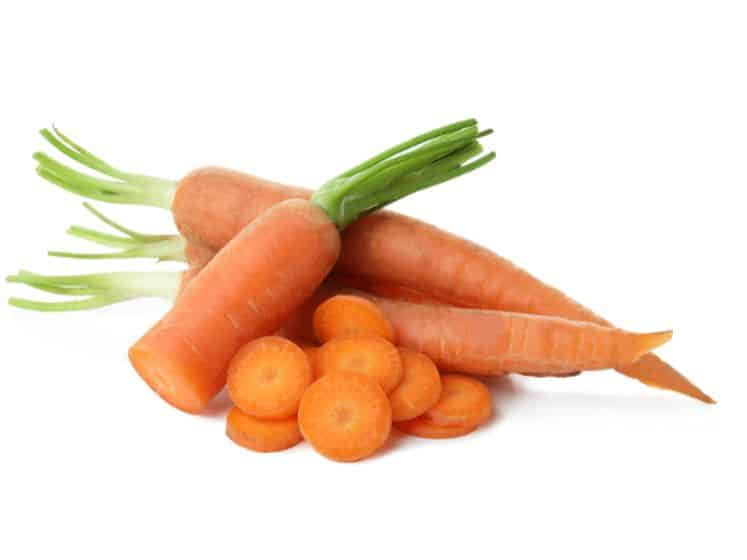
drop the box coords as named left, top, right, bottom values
left=170, top=168, right=709, bottom=402
left=339, top=211, right=607, bottom=321
left=174, top=167, right=309, bottom=250
left=128, top=199, right=340, bottom=413
left=184, top=242, right=216, bottom=269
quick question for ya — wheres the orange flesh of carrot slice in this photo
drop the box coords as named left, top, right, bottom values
left=226, top=406, right=302, bottom=452
left=396, top=416, right=478, bottom=439
left=298, top=372, right=392, bottom=462
left=315, top=335, right=403, bottom=393
left=425, top=374, right=492, bottom=427
left=227, top=336, right=313, bottom=419
left=313, top=294, right=395, bottom=343
left=389, top=348, right=442, bottom=422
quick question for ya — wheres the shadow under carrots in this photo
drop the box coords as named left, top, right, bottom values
left=202, top=388, right=233, bottom=419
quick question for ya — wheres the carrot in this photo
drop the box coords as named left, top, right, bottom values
left=127, top=200, right=339, bottom=412
left=423, top=374, right=492, bottom=427
left=226, top=336, right=312, bottom=419
left=226, top=407, right=302, bottom=453
left=34, top=124, right=710, bottom=402
left=395, top=416, right=477, bottom=439
left=278, top=284, right=674, bottom=376
left=298, top=372, right=392, bottom=462
left=315, top=335, right=403, bottom=393
left=389, top=348, right=442, bottom=422
left=364, top=294, right=672, bottom=376
left=127, top=121, right=494, bottom=412
left=313, top=294, right=395, bottom=343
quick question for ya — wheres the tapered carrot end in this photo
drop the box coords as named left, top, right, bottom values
left=634, top=330, right=673, bottom=361
left=617, top=353, right=716, bottom=404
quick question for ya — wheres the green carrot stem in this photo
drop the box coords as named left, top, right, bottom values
left=312, top=119, right=495, bottom=229
left=34, top=127, right=177, bottom=209
left=49, top=203, right=186, bottom=262
left=6, top=269, right=181, bottom=312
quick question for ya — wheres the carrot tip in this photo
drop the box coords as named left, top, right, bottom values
left=634, top=330, right=673, bottom=360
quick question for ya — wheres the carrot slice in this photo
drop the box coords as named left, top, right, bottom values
left=389, top=348, right=442, bottom=422
left=316, top=335, right=403, bottom=393
left=298, top=373, right=392, bottom=462
left=313, top=294, right=395, bottom=343
left=395, top=416, right=477, bottom=439
left=226, top=407, right=302, bottom=452
left=227, top=336, right=313, bottom=419
left=424, top=374, right=492, bottom=427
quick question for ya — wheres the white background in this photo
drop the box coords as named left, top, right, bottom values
left=1, top=1, right=744, bottom=558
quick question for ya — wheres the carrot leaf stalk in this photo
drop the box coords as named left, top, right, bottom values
left=49, top=203, right=186, bottom=262
left=6, top=269, right=180, bottom=312
left=312, top=119, right=495, bottom=229
left=33, top=126, right=177, bottom=208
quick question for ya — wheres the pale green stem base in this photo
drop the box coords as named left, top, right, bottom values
left=49, top=203, right=187, bottom=262
left=7, top=270, right=180, bottom=311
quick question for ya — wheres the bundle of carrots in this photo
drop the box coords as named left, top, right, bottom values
left=7, top=119, right=714, bottom=462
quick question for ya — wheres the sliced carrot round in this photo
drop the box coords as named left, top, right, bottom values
left=226, top=407, right=302, bottom=452
left=395, top=415, right=477, bottom=439
left=389, top=348, right=442, bottom=422
left=227, top=336, right=312, bottom=419
left=424, top=374, right=492, bottom=427
left=298, top=372, right=392, bottom=462
left=313, top=294, right=395, bottom=343
left=316, top=335, right=403, bottom=393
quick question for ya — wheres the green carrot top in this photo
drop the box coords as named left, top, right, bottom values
left=33, top=119, right=495, bottom=227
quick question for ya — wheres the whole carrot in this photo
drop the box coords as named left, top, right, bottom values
left=128, top=121, right=494, bottom=412
left=32, top=125, right=710, bottom=401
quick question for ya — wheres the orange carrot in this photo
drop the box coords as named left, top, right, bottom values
left=315, top=335, right=403, bottom=393
left=395, top=416, right=477, bottom=439
left=298, top=372, right=392, bottom=462
left=129, top=200, right=341, bottom=413
left=227, top=336, right=313, bottom=419
left=313, top=294, right=395, bottom=343
left=364, top=295, right=672, bottom=376
left=273, top=282, right=674, bottom=377
left=389, top=348, right=442, bottom=422
left=226, top=407, right=303, bottom=452
left=423, top=374, right=492, bottom=427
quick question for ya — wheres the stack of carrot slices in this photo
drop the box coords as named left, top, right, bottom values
left=225, top=295, right=493, bottom=462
